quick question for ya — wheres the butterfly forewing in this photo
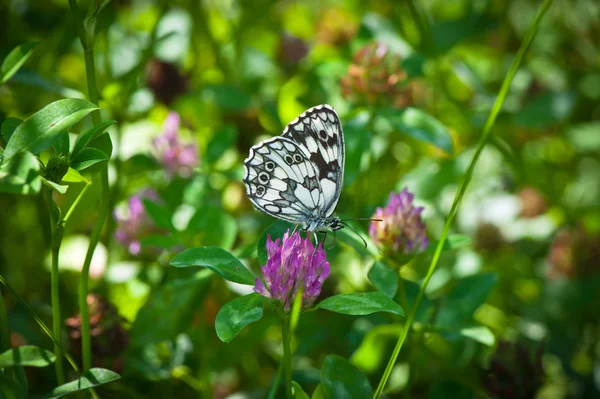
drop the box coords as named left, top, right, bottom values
left=282, top=105, right=344, bottom=217
left=243, top=137, right=325, bottom=223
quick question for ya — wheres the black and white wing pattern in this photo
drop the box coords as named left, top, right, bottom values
left=281, top=105, right=344, bottom=217
left=243, top=104, right=345, bottom=230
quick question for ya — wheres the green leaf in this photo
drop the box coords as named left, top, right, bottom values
left=430, top=13, right=495, bottom=55
left=186, top=207, right=237, bottom=250
left=41, top=177, right=68, bottom=194
left=129, top=270, right=211, bottom=347
left=42, top=368, right=121, bottom=398
left=70, top=148, right=108, bottom=171
left=426, top=234, right=473, bottom=254
left=61, top=167, right=90, bottom=184
left=0, top=42, right=39, bottom=86
left=513, top=91, right=576, bottom=128
left=201, top=84, right=251, bottom=111
left=257, top=221, right=294, bottom=265
left=8, top=69, right=85, bottom=99
left=140, top=234, right=180, bottom=249
left=3, top=99, right=98, bottom=161
left=293, top=381, right=310, bottom=399
left=312, top=384, right=324, bottom=399
left=53, top=132, right=70, bottom=154
left=445, top=325, right=496, bottom=346
left=0, top=374, right=27, bottom=399
left=215, top=293, right=264, bottom=342
left=170, top=247, right=256, bottom=285
left=87, top=131, right=113, bottom=158
left=206, top=125, right=237, bottom=164
left=368, top=262, right=398, bottom=298
left=1, top=118, right=23, bottom=143
left=0, top=345, right=56, bottom=368
left=317, top=292, right=404, bottom=317
left=351, top=324, right=403, bottom=373
left=142, top=198, right=173, bottom=230
left=435, top=273, right=497, bottom=329
left=377, top=107, right=453, bottom=154
left=0, top=151, right=42, bottom=194
left=335, top=225, right=379, bottom=257
left=340, top=113, right=370, bottom=187
left=71, top=120, right=116, bottom=159
left=320, top=355, right=373, bottom=399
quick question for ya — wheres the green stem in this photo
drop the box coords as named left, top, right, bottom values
left=372, top=0, right=554, bottom=397
left=0, top=286, right=12, bottom=381
left=63, top=182, right=90, bottom=225
left=281, top=316, right=293, bottom=399
left=47, top=189, right=65, bottom=385
left=267, top=363, right=283, bottom=399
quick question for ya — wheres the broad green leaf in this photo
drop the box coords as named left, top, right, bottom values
left=215, top=293, right=264, bottom=342
left=0, top=151, right=42, bottom=194
left=1, top=118, right=23, bottom=143
left=61, top=167, right=90, bottom=184
left=378, top=107, right=453, bottom=154
left=129, top=270, right=211, bottom=347
left=70, top=148, right=108, bottom=171
left=257, top=221, right=294, bottom=265
left=42, top=368, right=121, bottom=398
left=71, top=120, right=116, bottom=159
left=320, top=355, right=373, bottom=399
left=53, top=132, right=70, bottom=154
left=293, top=381, right=310, bottom=399
left=435, top=273, right=497, bottom=329
left=186, top=207, right=237, bottom=249
left=368, top=262, right=398, bottom=298
left=41, top=177, right=68, bottom=194
left=3, top=99, right=98, bottom=161
left=87, top=131, right=113, bottom=158
left=317, top=292, right=404, bottom=317
left=0, top=345, right=56, bottom=368
left=142, top=198, right=173, bottom=230
left=0, top=42, right=39, bottom=86
left=351, top=324, right=403, bottom=373
left=170, top=247, right=256, bottom=285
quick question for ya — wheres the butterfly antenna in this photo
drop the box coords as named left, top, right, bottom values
left=339, top=221, right=368, bottom=249
left=341, top=218, right=383, bottom=222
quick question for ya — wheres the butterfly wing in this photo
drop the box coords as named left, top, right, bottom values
left=282, top=104, right=344, bottom=217
left=243, top=137, right=325, bottom=223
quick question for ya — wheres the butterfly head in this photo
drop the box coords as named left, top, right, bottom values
left=328, top=217, right=344, bottom=231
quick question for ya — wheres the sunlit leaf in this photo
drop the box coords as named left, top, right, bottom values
left=0, top=42, right=39, bottom=86
left=70, top=148, right=108, bottom=171
left=320, top=355, right=373, bottom=399
left=317, top=292, right=404, bottom=316
left=215, top=293, right=264, bottom=342
left=293, top=381, right=310, bottom=399
left=170, top=247, right=256, bottom=285
left=42, top=368, right=121, bottom=398
left=3, top=99, right=98, bottom=161
left=368, top=262, right=398, bottom=298
left=61, top=167, right=90, bottom=184
left=0, top=346, right=56, bottom=368
left=41, top=177, right=68, bottom=194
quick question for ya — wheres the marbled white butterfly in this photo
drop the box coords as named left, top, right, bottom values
left=243, top=105, right=345, bottom=233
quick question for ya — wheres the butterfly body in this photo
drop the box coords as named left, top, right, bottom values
left=243, top=105, right=345, bottom=232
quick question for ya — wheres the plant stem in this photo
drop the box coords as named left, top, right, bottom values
left=47, top=189, right=66, bottom=385
left=281, top=316, right=293, bottom=399
left=372, top=0, right=554, bottom=397
left=0, top=286, right=12, bottom=381
left=69, top=0, right=108, bottom=374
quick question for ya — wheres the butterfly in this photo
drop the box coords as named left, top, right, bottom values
left=243, top=105, right=346, bottom=234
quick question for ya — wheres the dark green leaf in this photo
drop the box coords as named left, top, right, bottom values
left=430, top=13, right=495, bottom=55
left=403, top=278, right=435, bottom=323
left=129, top=270, right=212, bottom=347
left=70, top=148, right=108, bottom=171
left=186, top=207, right=237, bottom=249
left=320, top=355, right=373, bottom=399
left=142, top=198, right=173, bottom=230
left=435, top=273, right=497, bottom=329
left=87, top=132, right=113, bottom=159
left=206, top=125, right=237, bottom=164
left=428, top=381, right=475, bottom=399
left=53, top=132, right=70, bottom=154
left=42, top=368, right=121, bottom=398
left=377, top=108, right=453, bottom=154
left=293, top=381, right=310, bottom=399
left=440, top=325, right=496, bottom=346
left=9, top=69, right=85, bottom=99
left=317, top=292, right=404, bottom=316
left=71, top=120, right=116, bottom=159
left=215, top=293, right=264, bottom=342
left=170, top=247, right=256, bottom=285
left=1, top=118, right=23, bottom=143
left=41, top=177, right=68, bottom=194
left=343, top=113, right=370, bottom=187
left=201, top=84, right=251, bottom=111
left=140, top=234, right=180, bottom=249
left=3, top=99, right=98, bottom=161
left=512, top=91, right=576, bottom=128
left=0, top=42, right=39, bottom=85
left=0, top=345, right=56, bottom=368
left=257, top=221, right=294, bottom=265
left=0, top=151, right=42, bottom=194
left=368, top=262, right=398, bottom=298
left=0, top=374, right=27, bottom=399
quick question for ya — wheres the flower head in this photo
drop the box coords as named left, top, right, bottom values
left=370, top=188, right=429, bottom=256
left=114, top=189, right=160, bottom=255
left=340, top=42, right=411, bottom=108
left=547, top=226, right=600, bottom=279
left=152, top=112, right=198, bottom=178
left=254, top=230, right=330, bottom=311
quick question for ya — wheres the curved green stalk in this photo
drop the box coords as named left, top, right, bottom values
left=373, top=0, right=554, bottom=396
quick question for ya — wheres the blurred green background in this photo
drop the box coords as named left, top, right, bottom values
left=0, top=0, right=599, bottom=397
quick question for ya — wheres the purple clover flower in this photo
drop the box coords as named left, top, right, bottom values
left=370, top=188, right=429, bottom=255
left=114, top=189, right=159, bottom=255
left=254, top=230, right=330, bottom=311
left=152, top=112, right=198, bottom=178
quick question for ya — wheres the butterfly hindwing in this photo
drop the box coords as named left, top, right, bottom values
left=282, top=104, right=344, bottom=217
left=243, top=137, right=324, bottom=224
